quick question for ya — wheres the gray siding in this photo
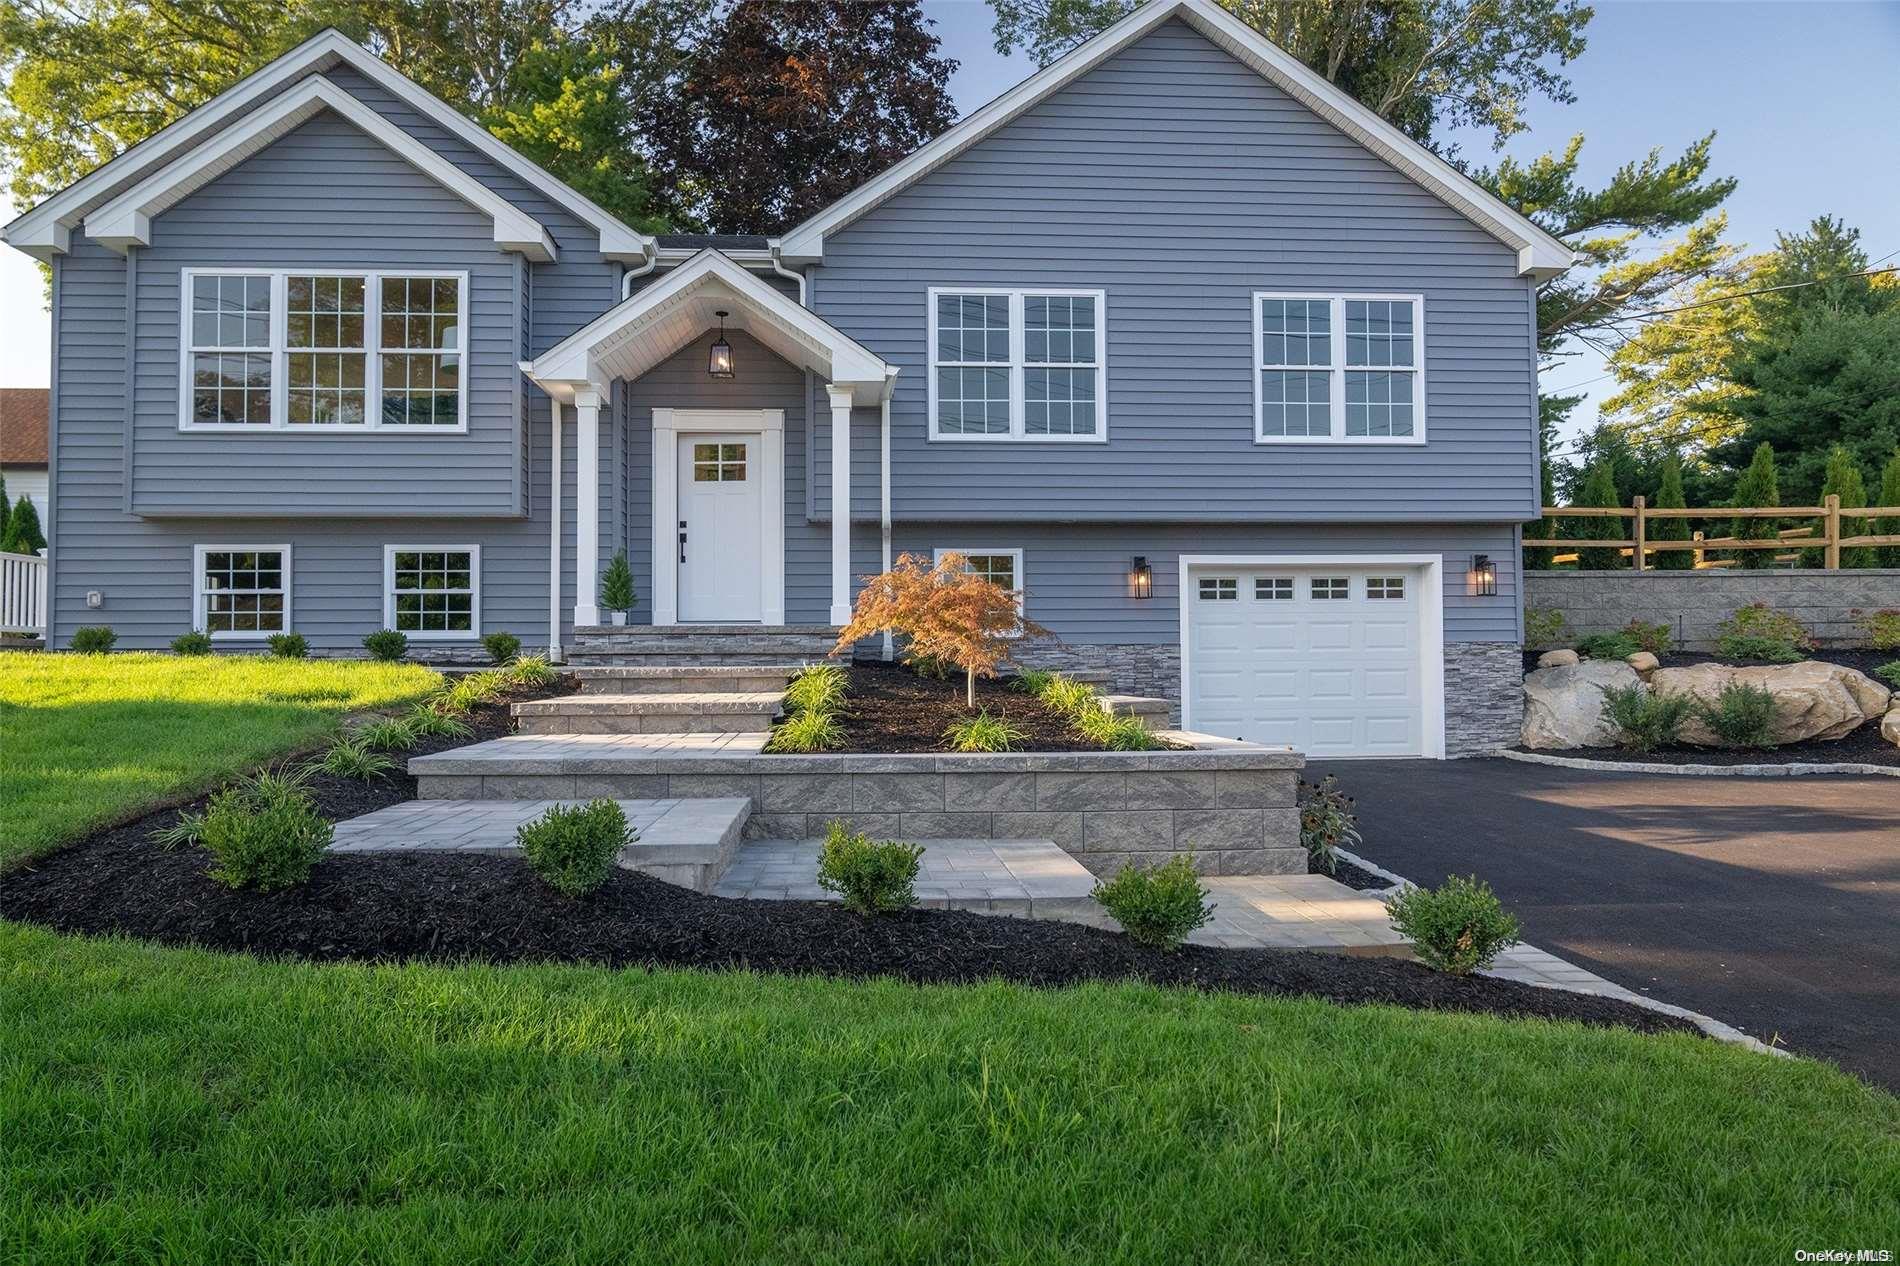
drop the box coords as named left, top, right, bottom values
left=812, top=17, right=1538, bottom=524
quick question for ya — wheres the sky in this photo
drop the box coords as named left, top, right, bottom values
left=4, top=0, right=1898, bottom=460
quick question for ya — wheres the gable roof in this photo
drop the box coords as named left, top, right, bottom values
left=84, top=76, right=555, bottom=260
left=0, top=388, right=49, bottom=467
left=527, top=250, right=893, bottom=404
left=1, top=28, right=653, bottom=263
left=774, top=0, right=1573, bottom=278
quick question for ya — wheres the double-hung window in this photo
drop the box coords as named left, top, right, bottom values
left=385, top=546, right=481, bottom=638
left=181, top=269, right=466, bottom=431
left=928, top=288, right=1105, bottom=440
left=193, top=545, right=290, bottom=639
left=934, top=547, right=1025, bottom=630
left=1254, top=293, right=1424, bottom=443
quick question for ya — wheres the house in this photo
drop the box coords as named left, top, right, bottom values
left=0, top=0, right=1567, bottom=759
left=0, top=387, right=48, bottom=521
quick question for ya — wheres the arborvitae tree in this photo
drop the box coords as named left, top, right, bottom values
left=1729, top=442, right=1781, bottom=570
left=1878, top=448, right=1900, bottom=569
left=0, top=473, right=10, bottom=542
left=2, top=495, right=46, bottom=555
left=1650, top=450, right=1693, bottom=570
left=1814, top=445, right=1873, bottom=568
left=1574, top=462, right=1624, bottom=570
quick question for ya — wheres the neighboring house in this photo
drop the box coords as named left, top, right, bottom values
left=0, top=387, right=48, bottom=523
left=0, top=0, right=1568, bottom=758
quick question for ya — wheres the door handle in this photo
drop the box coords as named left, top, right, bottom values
left=679, top=519, right=687, bottom=564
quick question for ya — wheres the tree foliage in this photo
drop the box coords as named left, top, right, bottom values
left=1571, top=460, right=1622, bottom=570
left=1728, top=442, right=1780, bottom=570
left=2, top=494, right=44, bottom=554
left=640, top=0, right=958, bottom=234
left=834, top=552, right=1046, bottom=708
left=1817, top=444, right=1873, bottom=569
left=1649, top=449, right=1691, bottom=570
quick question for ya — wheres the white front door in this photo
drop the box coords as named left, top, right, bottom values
left=1186, top=565, right=1426, bottom=758
left=677, top=434, right=764, bottom=622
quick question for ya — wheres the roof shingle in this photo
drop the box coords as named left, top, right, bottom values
left=0, top=388, right=49, bottom=467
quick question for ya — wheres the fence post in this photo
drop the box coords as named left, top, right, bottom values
left=1692, top=529, right=1705, bottom=569
left=1631, top=495, right=1647, bottom=571
left=1824, top=493, right=1841, bottom=570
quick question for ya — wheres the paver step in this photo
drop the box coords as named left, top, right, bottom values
left=572, top=664, right=803, bottom=695
left=514, top=692, right=783, bottom=735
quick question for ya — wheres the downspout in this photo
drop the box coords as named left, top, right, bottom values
left=620, top=244, right=659, bottom=299
left=768, top=246, right=807, bottom=306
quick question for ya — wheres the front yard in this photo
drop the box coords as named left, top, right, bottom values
left=0, top=652, right=440, bottom=865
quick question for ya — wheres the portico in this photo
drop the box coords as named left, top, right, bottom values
left=524, top=250, right=896, bottom=648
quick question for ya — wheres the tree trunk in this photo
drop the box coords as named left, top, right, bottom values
left=966, top=669, right=976, bottom=710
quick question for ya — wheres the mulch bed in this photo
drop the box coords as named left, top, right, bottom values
left=826, top=660, right=1117, bottom=753
left=1312, top=853, right=1398, bottom=891
left=0, top=841, right=1694, bottom=1039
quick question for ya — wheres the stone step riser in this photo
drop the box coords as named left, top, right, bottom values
left=566, top=653, right=825, bottom=667
left=516, top=713, right=776, bottom=736
left=575, top=674, right=796, bottom=696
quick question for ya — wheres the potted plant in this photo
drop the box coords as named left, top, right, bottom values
left=599, top=550, right=635, bottom=625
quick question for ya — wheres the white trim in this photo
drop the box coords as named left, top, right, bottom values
left=1252, top=292, right=1426, bottom=445
left=573, top=388, right=602, bottom=627
left=925, top=287, right=1108, bottom=443
left=177, top=267, right=469, bottom=433
left=547, top=395, right=563, bottom=661
left=651, top=408, right=786, bottom=627
left=3, top=30, right=652, bottom=262
left=383, top=544, right=481, bottom=640
left=191, top=543, right=293, bottom=641
left=83, top=76, right=553, bottom=260
left=827, top=386, right=854, bottom=627
left=933, top=547, right=1027, bottom=634
left=1176, top=553, right=1446, bottom=759
left=774, top=0, right=1572, bottom=277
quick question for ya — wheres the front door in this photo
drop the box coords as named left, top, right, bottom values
left=677, top=434, right=764, bottom=622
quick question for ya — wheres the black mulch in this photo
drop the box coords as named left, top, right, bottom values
left=1311, top=853, right=1398, bottom=891
left=826, top=660, right=1117, bottom=753
left=1516, top=716, right=1898, bottom=767
left=0, top=841, right=1695, bottom=1038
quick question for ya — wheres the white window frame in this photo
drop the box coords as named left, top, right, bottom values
left=1253, top=292, right=1426, bottom=446
left=192, top=543, right=292, bottom=642
left=934, top=546, right=1026, bottom=632
left=383, top=544, right=482, bottom=641
left=926, top=287, right=1107, bottom=443
left=178, top=267, right=469, bottom=433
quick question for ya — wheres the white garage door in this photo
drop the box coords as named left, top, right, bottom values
left=1186, top=565, right=1425, bottom=758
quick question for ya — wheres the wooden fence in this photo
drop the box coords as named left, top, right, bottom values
left=0, top=550, right=48, bottom=636
left=1536, top=495, right=1900, bottom=570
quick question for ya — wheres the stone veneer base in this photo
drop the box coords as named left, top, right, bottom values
left=412, top=737, right=1307, bottom=877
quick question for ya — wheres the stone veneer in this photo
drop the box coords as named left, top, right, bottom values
left=1443, top=641, right=1525, bottom=756
left=1526, top=569, right=1900, bottom=651
left=1013, top=642, right=1184, bottom=721
left=412, top=743, right=1307, bottom=877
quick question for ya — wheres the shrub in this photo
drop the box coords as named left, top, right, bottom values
left=406, top=705, right=473, bottom=740
left=904, top=650, right=952, bottom=680
left=170, top=630, right=213, bottom=656
left=362, top=629, right=408, bottom=662
left=201, top=783, right=332, bottom=891
left=482, top=631, right=522, bottom=664
left=313, top=736, right=397, bottom=782
left=1297, top=775, right=1362, bottom=875
left=151, top=809, right=206, bottom=851
left=1620, top=619, right=1673, bottom=657
left=507, top=654, right=557, bottom=690
left=517, top=799, right=632, bottom=898
left=836, top=552, right=1049, bottom=708
left=71, top=625, right=116, bottom=653
left=1383, top=875, right=1521, bottom=974
left=943, top=708, right=1027, bottom=753
left=357, top=716, right=421, bottom=752
left=1091, top=856, right=1215, bottom=951
left=1863, top=609, right=1900, bottom=652
left=1715, top=603, right=1812, bottom=663
left=1600, top=683, right=1694, bottom=753
left=784, top=663, right=848, bottom=716
left=1075, top=706, right=1159, bottom=751
left=764, top=709, right=843, bottom=753
left=816, top=820, right=923, bottom=915
left=1696, top=681, right=1778, bottom=749
left=1576, top=631, right=1640, bottom=661
left=1011, top=667, right=1054, bottom=694
left=1877, top=661, right=1900, bottom=691
left=267, top=631, right=309, bottom=659
left=1523, top=606, right=1569, bottom=651
left=599, top=549, right=636, bottom=614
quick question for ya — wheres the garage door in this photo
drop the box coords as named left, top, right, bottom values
left=1186, top=564, right=1425, bottom=758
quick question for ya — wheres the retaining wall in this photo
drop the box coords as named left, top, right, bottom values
left=1525, top=570, right=1900, bottom=651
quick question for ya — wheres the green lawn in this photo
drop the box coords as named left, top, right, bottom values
left=0, top=652, right=440, bottom=864
left=1, top=925, right=1893, bottom=1262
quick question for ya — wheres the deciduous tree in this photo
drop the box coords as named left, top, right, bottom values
left=835, top=553, right=1046, bottom=708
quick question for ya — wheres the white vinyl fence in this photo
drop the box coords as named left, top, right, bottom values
left=1, top=551, right=48, bottom=637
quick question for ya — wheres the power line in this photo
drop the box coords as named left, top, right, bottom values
left=1621, top=265, right=1899, bottom=323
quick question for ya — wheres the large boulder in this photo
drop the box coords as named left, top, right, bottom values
left=1626, top=651, right=1660, bottom=675
left=1881, top=706, right=1900, bottom=749
left=1522, top=660, right=1642, bottom=749
left=1537, top=649, right=1580, bottom=669
left=1651, top=662, right=1893, bottom=746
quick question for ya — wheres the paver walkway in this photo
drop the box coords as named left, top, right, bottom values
left=331, top=797, right=747, bottom=855
left=714, top=839, right=1098, bottom=915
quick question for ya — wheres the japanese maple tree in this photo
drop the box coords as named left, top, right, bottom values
left=834, top=553, right=1046, bottom=708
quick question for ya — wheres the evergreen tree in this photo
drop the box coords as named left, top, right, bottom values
left=2, top=496, right=46, bottom=555
left=1878, top=448, right=1900, bottom=569
left=1573, top=462, right=1624, bottom=570
left=1729, top=442, right=1780, bottom=570
left=1650, top=451, right=1693, bottom=570
left=0, top=473, right=10, bottom=542
left=1815, top=445, right=1873, bottom=568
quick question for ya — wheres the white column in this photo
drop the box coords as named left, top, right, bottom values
left=573, top=386, right=603, bottom=627
left=547, top=395, right=564, bottom=661
left=827, top=384, right=853, bottom=626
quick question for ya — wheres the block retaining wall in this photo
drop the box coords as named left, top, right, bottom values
left=1526, top=570, right=1900, bottom=652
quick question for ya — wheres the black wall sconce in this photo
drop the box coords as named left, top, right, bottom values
left=1469, top=553, right=1498, bottom=597
left=1130, top=556, right=1153, bottom=599
left=708, top=310, right=735, bottom=379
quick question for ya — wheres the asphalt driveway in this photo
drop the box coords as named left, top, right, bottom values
left=1309, top=757, right=1900, bottom=1090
